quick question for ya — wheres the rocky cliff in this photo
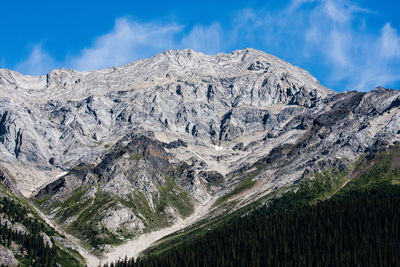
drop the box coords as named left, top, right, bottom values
left=0, top=48, right=399, bottom=251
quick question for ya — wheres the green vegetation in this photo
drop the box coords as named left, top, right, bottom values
left=33, top=194, right=52, bottom=206
left=35, top=174, right=194, bottom=252
left=264, top=168, right=347, bottom=215
left=344, top=146, right=400, bottom=190
left=0, top=197, right=54, bottom=237
left=142, top=166, right=345, bottom=258
left=157, top=176, right=194, bottom=217
left=0, top=196, right=84, bottom=266
left=128, top=153, right=142, bottom=161
left=214, top=174, right=257, bottom=206
left=50, top=186, right=92, bottom=223
left=36, top=186, right=123, bottom=250
left=108, top=145, right=400, bottom=267
left=53, top=246, right=84, bottom=267
left=115, top=183, right=400, bottom=267
left=120, top=190, right=168, bottom=232
left=66, top=192, right=122, bottom=249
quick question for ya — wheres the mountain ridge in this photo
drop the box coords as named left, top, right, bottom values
left=0, top=48, right=399, bottom=265
left=0, top=48, right=335, bottom=197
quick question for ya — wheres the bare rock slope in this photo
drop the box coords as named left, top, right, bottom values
left=0, top=48, right=399, bottom=251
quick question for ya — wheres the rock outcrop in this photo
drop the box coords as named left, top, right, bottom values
left=0, top=48, right=399, bottom=248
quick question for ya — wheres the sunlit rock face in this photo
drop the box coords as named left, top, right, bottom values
left=0, top=48, right=399, bottom=244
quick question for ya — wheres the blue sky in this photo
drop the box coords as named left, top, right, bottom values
left=0, top=0, right=399, bottom=91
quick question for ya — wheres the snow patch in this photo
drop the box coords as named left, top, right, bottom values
left=212, top=145, right=223, bottom=151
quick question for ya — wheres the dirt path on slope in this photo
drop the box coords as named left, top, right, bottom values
left=100, top=198, right=214, bottom=266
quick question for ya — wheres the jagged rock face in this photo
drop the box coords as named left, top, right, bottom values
left=0, top=247, right=18, bottom=267
left=246, top=89, right=400, bottom=185
left=0, top=48, right=332, bottom=196
left=0, top=49, right=399, bottom=245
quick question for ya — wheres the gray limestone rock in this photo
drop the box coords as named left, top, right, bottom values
left=0, top=247, right=18, bottom=267
left=0, top=48, right=399, bottom=247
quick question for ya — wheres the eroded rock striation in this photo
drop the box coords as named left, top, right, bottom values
left=0, top=48, right=399, bottom=248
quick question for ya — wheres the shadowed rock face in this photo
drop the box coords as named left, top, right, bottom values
left=0, top=49, right=399, bottom=245
left=35, top=133, right=175, bottom=200
left=0, top=48, right=334, bottom=196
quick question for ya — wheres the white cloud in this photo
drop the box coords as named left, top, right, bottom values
left=288, top=0, right=316, bottom=12
left=301, top=0, right=400, bottom=90
left=354, top=23, right=400, bottom=90
left=15, top=18, right=226, bottom=74
left=180, top=23, right=223, bottom=54
left=15, top=44, right=57, bottom=75
left=13, top=2, right=400, bottom=91
left=379, top=23, right=400, bottom=60
left=70, top=18, right=225, bottom=70
left=69, top=18, right=182, bottom=71
left=324, top=0, right=348, bottom=22
left=321, top=0, right=365, bottom=23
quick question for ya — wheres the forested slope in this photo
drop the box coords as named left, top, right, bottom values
left=107, top=146, right=400, bottom=267
left=0, top=179, right=84, bottom=266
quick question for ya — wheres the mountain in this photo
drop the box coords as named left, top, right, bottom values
left=0, top=48, right=399, bottom=265
left=118, top=145, right=400, bottom=267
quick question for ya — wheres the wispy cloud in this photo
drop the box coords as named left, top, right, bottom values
left=229, top=0, right=400, bottom=91
left=180, top=23, right=223, bottom=54
left=15, top=44, right=57, bottom=75
left=299, top=0, right=400, bottom=90
left=379, top=23, right=400, bottom=60
left=15, top=17, right=225, bottom=74
left=13, top=1, right=400, bottom=91
left=288, top=0, right=316, bottom=12
left=355, top=22, right=400, bottom=90
left=69, top=18, right=182, bottom=71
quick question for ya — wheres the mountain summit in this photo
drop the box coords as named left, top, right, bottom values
left=0, top=49, right=399, bottom=261
left=0, top=48, right=334, bottom=195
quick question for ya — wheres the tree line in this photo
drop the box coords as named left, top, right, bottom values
left=106, top=181, right=400, bottom=267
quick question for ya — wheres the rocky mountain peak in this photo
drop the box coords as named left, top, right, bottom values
left=0, top=49, right=345, bottom=197
left=1, top=48, right=333, bottom=105
left=1, top=49, right=400, bottom=258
